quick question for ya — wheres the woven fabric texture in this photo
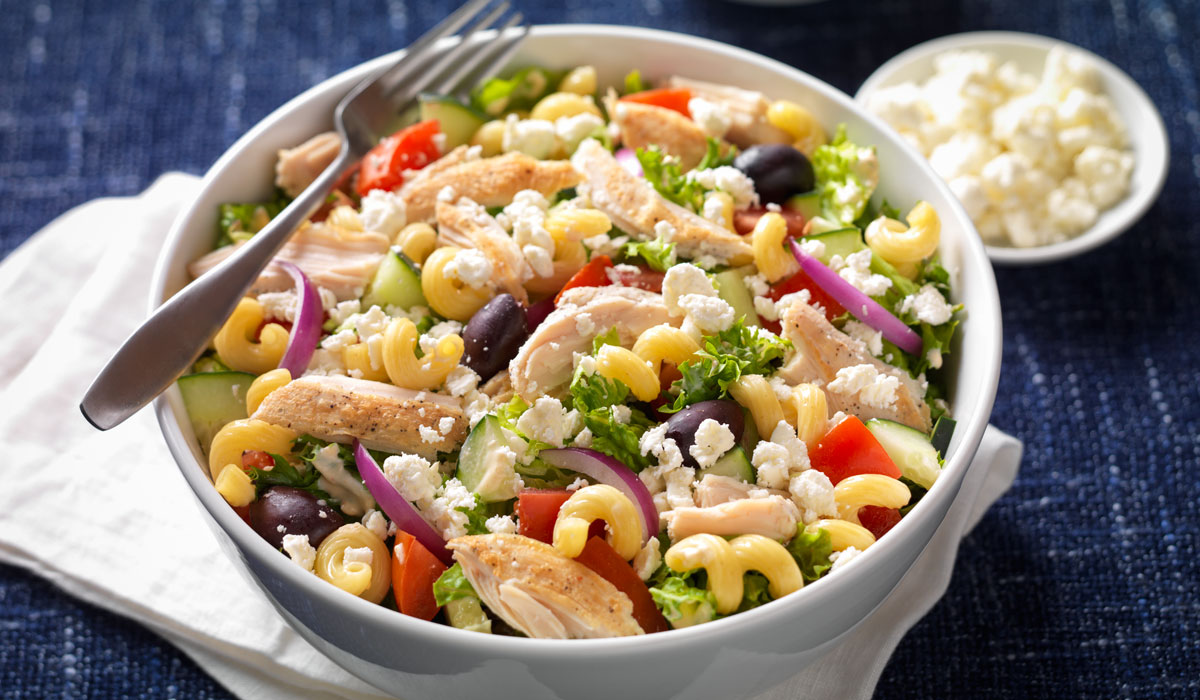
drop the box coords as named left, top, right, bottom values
left=2, top=0, right=1197, bottom=698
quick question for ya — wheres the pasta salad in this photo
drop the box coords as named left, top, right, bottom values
left=181, top=64, right=961, bottom=638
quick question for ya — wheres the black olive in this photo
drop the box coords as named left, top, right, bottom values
left=664, top=400, right=745, bottom=469
left=249, top=486, right=343, bottom=549
left=462, top=294, right=529, bottom=381
left=733, top=144, right=815, bottom=204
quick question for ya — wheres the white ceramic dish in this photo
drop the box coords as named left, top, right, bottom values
left=855, top=31, right=1169, bottom=266
left=153, top=25, right=1002, bottom=700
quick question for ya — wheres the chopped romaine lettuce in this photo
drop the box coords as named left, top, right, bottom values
left=812, top=125, right=879, bottom=226
left=470, top=66, right=564, bottom=117
left=786, top=526, right=834, bottom=583
left=433, top=562, right=478, bottom=606
left=649, top=575, right=718, bottom=629
left=622, top=233, right=677, bottom=272
left=668, top=319, right=791, bottom=411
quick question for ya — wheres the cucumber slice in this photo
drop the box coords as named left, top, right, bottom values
left=419, top=94, right=487, bottom=151
left=785, top=190, right=821, bottom=220
left=700, top=445, right=754, bottom=483
left=456, top=415, right=521, bottom=502
left=445, top=596, right=492, bottom=633
left=177, top=371, right=256, bottom=452
left=713, top=267, right=760, bottom=327
left=806, top=227, right=865, bottom=265
left=363, top=247, right=426, bottom=312
left=929, top=416, right=957, bottom=459
left=864, top=418, right=941, bottom=489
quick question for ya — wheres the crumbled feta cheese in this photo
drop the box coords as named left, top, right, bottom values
left=753, top=295, right=779, bottom=322
left=926, top=347, right=943, bottom=370
left=359, top=189, right=408, bottom=238
left=575, top=312, right=595, bottom=336
left=574, top=352, right=597, bottom=376
left=900, top=284, right=955, bottom=325
left=502, top=114, right=557, bottom=159
left=516, top=396, right=567, bottom=447
left=418, top=424, right=441, bottom=444
left=686, top=166, right=759, bottom=208
left=361, top=509, right=388, bottom=541
left=436, top=185, right=457, bottom=203
left=752, top=441, right=790, bottom=489
left=523, top=243, right=554, bottom=278
left=555, top=112, right=605, bottom=153
left=566, top=477, right=590, bottom=491
left=419, top=320, right=464, bottom=355
left=701, top=191, right=728, bottom=227
left=742, top=273, right=769, bottom=297
left=320, top=328, right=358, bottom=353
left=797, top=238, right=826, bottom=260
left=444, top=365, right=480, bottom=397
left=463, top=389, right=492, bottom=428
left=688, top=97, right=732, bottom=139
left=342, top=546, right=374, bottom=567
left=304, top=348, right=348, bottom=377
left=827, top=364, right=901, bottom=410
left=281, top=534, right=316, bottom=572
left=351, top=305, right=391, bottom=341
left=690, top=419, right=736, bottom=468
left=789, top=469, right=836, bottom=525
left=257, top=290, right=299, bottom=323
left=582, top=233, right=628, bottom=258
left=382, top=454, right=441, bottom=506
left=1075, top=144, right=1134, bottom=209
left=678, top=293, right=735, bottom=334
left=443, top=248, right=493, bottom=289
left=425, top=478, right=477, bottom=541
left=573, top=426, right=593, bottom=448
left=833, top=249, right=892, bottom=297
left=662, top=264, right=718, bottom=318
left=485, top=514, right=519, bottom=535
left=633, top=537, right=663, bottom=581
left=829, top=546, right=863, bottom=572
left=842, top=320, right=884, bottom=357
left=327, top=299, right=361, bottom=327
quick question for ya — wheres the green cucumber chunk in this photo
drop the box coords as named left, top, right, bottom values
left=700, top=445, right=754, bottom=483
left=785, top=190, right=821, bottom=221
left=713, top=267, right=760, bottom=328
left=806, top=227, right=865, bottom=265
left=363, top=247, right=426, bottom=312
left=929, top=416, right=957, bottom=460
left=419, top=94, right=487, bottom=151
left=456, top=415, right=520, bottom=502
left=445, top=596, right=492, bottom=633
left=177, top=371, right=256, bottom=453
left=864, top=418, right=941, bottom=489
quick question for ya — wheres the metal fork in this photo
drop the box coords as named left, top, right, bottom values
left=80, top=0, right=529, bottom=431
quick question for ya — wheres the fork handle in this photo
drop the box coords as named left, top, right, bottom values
left=80, top=146, right=356, bottom=431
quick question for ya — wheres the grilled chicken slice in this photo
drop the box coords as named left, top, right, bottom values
left=401, top=151, right=581, bottom=224
left=665, top=495, right=799, bottom=542
left=436, top=198, right=531, bottom=305
left=777, top=300, right=932, bottom=432
left=188, top=221, right=389, bottom=301
left=693, top=474, right=758, bottom=508
left=509, top=286, right=675, bottom=401
left=448, top=533, right=643, bottom=639
left=250, top=375, right=466, bottom=458
left=275, top=132, right=342, bottom=198
left=606, top=93, right=713, bottom=171
left=571, top=139, right=753, bottom=266
left=664, top=76, right=792, bottom=148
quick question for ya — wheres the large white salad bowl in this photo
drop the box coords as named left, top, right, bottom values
left=153, top=25, right=1002, bottom=700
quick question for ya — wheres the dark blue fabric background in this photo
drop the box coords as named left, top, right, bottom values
left=2, top=0, right=1198, bottom=697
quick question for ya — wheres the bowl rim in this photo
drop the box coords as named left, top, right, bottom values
left=854, top=29, right=1170, bottom=266
left=153, top=23, right=1002, bottom=658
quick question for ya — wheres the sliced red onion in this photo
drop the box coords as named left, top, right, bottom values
left=788, top=238, right=923, bottom=355
left=538, top=448, right=657, bottom=543
left=525, top=297, right=555, bottom=331
left=353, top=441, right=453, bottom=565
left=614, top=148, right=643, bottom=178
left=276, top=261, right=323, bottom=377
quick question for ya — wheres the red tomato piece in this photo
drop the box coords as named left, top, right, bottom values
left=240, top=450, right=275, bottom=471
left=515, top=490, right=573, bottom=544
left=619, top=88, right=693, bottom=117
left=357, top=120, right=442, bottom=196
left=611, top=265, right=664, bottom=293
left=732, top=207, right=807, bottom=238
left=554, top=255, right=614, bottom=303
left=574, top=536, right=671, bottom=634
left=858, top=506, right=903, bottom=540
left=808, top=416, right=901, bottom=485
left=392, top=531, right=446, bottom=621
left=767, top=269, right=846, bottom=323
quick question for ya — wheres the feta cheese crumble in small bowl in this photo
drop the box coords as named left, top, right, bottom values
left=855, top=31, right=1168, bottom=265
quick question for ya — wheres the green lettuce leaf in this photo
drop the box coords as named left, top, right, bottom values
left=635, top=139, right=730, bottom=213
left=735, top=572, right=774, bottom=613
left=623, top=69, right=647, bottom=95
left=215, top=191, right=291, bottom=247
left=812, top=125, right=878, bottom=226
left=649, top=575, right=718, bottom=629
left=668, top=319, right=791, bottom=411
left=469, top=66, right=563, bottom=117
left=787, top=526, right=834, bottom=583
left=592, top=327, right=622, bottom=354
left=622, top=234, right=677, bottom=272
left=433, top=563, right=479, bottom=606
left=568, top=364, right=653, bottom=471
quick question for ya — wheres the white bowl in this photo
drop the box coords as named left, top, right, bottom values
left=152, top=25, right=1002, bottom=700
left=855, top=31, right=1169, bottom=266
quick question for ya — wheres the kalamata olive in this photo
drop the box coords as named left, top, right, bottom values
left=462, top=293, right=529, bottom=381
left=664, top=399, right=745, bottom=469
left=249, top=486, right=343, bottom=549
left=733, top=144, right=815, bottom=204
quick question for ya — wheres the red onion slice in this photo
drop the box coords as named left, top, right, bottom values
left=538, top=448, right=657, bottom=542
left=353, top=441, right=453, bottom=565
left=788, top=238, right=923, bottom=356
left=276, top=261, right=323, bottom=377
left=614, top=148, right=644, bottom=178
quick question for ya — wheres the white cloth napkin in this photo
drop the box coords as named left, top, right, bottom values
left=0, top=174, right=1022, bottom=700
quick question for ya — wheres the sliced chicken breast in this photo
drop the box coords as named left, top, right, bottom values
left=777, top=300, right=932, bottom=432
left=693, top=474, right=758, bottom=508
left=250, top=375, right=466, bottom=458
left=275, top=132, right=342, bottom=198
left=664, top=76, right=792, bottom=148
left=606, top=94, right=713, bottom=171
left=188, top=221, right=389, bottom=301
left=571, top=139, right=753, bottom=266
left=665, top=495, right=799, bottom=542
left=436, top=198, right=531, bottom=305
left=508, top=286, right=675, bottom=401
left=401, top=151, right=581, bottom=224
left=448, top=533, right=643, bottom=639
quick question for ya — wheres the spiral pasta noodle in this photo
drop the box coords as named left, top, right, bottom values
left=382, top=317, right=464, bottom=391
left=314, top=523, right=392, bottom=603
left=213, top=298, right=289, bottom=375
left=420, top=246, right=494, bottom=322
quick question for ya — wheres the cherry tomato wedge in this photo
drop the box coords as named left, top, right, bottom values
left=858, top=506, right=903, bottom=540
left=619, top=88, right=693, bottom=117
left=808, top=416, right=901, bottom=485
left=733, top=207, right=808, bottom=238
left=610, top=265, right=664, bottom=293
left=515, top=490, right=604, bottom=544
left=554, top=255, right=613, bottom=304
left=392, top=531, right=446, bottom=621
left=574, top=536, right=671, bottom=634
left=758, top=268, right=847, bottom=333
left=240, top=450, right=275, bottom=471
left=357, top=120, right=441, bottom=196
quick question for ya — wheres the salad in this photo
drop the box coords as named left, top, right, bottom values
left=181, top=64, right=961, bottom=639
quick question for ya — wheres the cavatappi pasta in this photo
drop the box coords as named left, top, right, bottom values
left=182, top=62, right=961, bottom=640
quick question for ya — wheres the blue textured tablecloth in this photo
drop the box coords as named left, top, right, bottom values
left=2, top=0, right=1198, bottom=698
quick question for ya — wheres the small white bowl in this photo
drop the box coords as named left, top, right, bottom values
left=855, top=31, right=1169, bottom=266
left=152, top=25, right=1002, bottom=700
